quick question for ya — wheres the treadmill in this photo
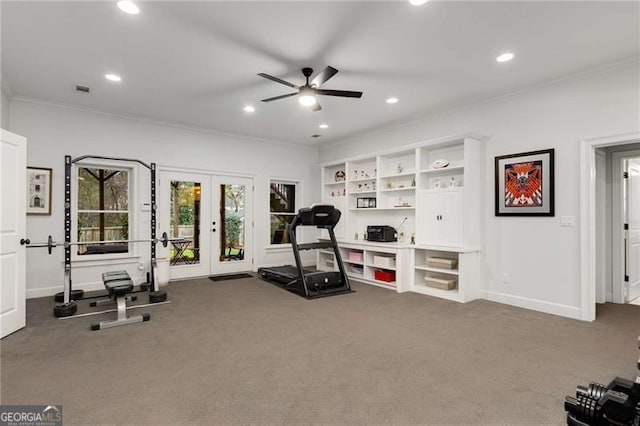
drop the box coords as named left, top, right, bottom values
left=258, top=204, right=353, bottom=299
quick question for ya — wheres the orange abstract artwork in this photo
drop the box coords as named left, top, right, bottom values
left=504, top=161, right=543, bottom=207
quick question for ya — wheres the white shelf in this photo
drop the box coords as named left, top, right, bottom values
left=420, top=164, right=464, bottom=174
left=324, top=181, right=346, bottom=186
left=349, top=207, right=414, bottom=211
left=415, top=265, right=459, bottom=275
left=351, top=190, right=377, bottom=195
left=379, top=187, right=415, bottom=193
left=380, top=172, right=415, bottom=179
left=348, top=274, right=397, bottom=289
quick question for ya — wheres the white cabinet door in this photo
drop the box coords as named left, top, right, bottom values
left=441, top=190, right=464, bottom=247
left=1, top=129, right=27, bottom=338
left=420, top=191, right=440, bottom=243
left=418, top=189, right=463, bottom=247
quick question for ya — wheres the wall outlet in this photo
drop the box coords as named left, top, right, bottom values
left=502, top=273, right=510, bottom=283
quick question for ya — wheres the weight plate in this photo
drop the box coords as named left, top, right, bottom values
left=149, top=291, right=167, bottom=303
left=53, top=302, right=77, bottom=318
left=54, top=289, right=84, bottom=303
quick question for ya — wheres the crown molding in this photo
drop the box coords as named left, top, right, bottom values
left=11, top=95, right=317, bottom=152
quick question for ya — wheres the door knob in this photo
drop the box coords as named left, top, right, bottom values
left=20, top=238, right=30, bottom=245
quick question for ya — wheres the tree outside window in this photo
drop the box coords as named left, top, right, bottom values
left=77, top=167, right=129, bottom=255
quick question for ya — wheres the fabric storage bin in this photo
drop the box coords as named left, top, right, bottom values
left=424, top=276, right=456, bottom=290
left=375, top=269, right=396, bottom=282
left=373, top=255, right=396, bottom=268
left=426, top=256, right=458, bottom=269
left=349, top=264, right=364, bottom=275
left=348, top=251, right=364, bottom=263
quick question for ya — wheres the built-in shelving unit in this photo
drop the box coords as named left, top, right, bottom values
left=319, top=133, right=485, bottom=302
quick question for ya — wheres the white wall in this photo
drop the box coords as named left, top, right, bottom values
left=10, top=100, right=320, bottom=298
left=319, top=60, right=640, bottom=319
left=1, top=83, right=10, bottom=129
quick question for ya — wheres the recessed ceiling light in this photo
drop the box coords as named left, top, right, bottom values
left=409, top=0, right=428, bottom=5
left=319, top=124, right=329, bottom=129
left=386, top=97, right=399, bottom=104
left=496, top=53, right=514, bottom=63
left=117, top=1, right=140, bottom=14
left=243, top=105, right=255, bottom=113
left=105, top=73, right=122, bottom=82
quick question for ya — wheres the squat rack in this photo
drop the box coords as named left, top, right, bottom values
left=55, top=154, right=165, bottom=317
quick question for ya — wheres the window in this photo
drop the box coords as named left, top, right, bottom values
left=269, top=181, right=297, bottom=244
left=77, top=167, right=130, bottom=255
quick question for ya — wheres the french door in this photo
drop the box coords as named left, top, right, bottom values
left=160, top=170, right=253, bottom=280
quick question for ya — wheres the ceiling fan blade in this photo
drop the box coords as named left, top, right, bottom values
left=257, top=73, right=298, bottom=88
left=310, top=66, right=338, bottom=87
left=261, top=92, right=298, bottom=102
left=311, top=101, right=322, bottom=112
left=316, top=89, right=363, bottom=98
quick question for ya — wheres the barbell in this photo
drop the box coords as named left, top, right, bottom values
left=20, top=232, right=186, bottom=254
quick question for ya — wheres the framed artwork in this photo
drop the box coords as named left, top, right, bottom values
left=495, top=149, right=554, bottom=216
left=26, top=167, right=52, bottom=215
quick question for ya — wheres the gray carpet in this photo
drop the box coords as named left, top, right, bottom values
left=1, top=276, right=638, bottom=425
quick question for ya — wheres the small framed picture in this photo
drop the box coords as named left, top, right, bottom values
left=357, top=198, right=367, bottom=208
left=495, top=149, right=554, bottom=216
left=27, top=167, right=52, bottom=215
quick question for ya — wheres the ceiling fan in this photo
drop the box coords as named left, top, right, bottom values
left=257, top=66, right=363, bottom=112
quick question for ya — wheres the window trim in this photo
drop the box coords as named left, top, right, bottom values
left=268, top=178, right=301, bottom=247
left=72, top=159, right=138, bottom=262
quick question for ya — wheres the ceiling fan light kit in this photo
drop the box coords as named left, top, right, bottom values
left=258, top=66, right=363, bottom=112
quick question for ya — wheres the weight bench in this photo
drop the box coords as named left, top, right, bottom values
left=91, top=270, right=150, bottom=331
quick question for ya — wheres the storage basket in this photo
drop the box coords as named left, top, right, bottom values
left=424, top=276, right=457, bottom=290
left=373, top=255, right=396, bottom=268
left=426, top=256, right=458, bottom=269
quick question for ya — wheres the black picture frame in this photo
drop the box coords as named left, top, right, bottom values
left=26, top=166, right=52, bottom=215
left=495, top=149, right=554, bottom=216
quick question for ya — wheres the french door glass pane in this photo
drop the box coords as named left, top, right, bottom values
left=220, top=184, right=245, bottom=262
left=170, top=181, right=201, bottom=265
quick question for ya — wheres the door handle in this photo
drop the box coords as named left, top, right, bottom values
left=212, top=228, right=216, bottom=233
left=20, top=238, right=30, bottom=245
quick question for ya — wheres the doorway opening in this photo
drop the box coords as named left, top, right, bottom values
left=582, top=132, right=640, bottom=321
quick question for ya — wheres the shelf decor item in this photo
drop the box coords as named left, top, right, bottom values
left=334, top=170, right=345, bottom=182
left=432, top=159, right=450, bottom=169
left=495, top=149, right=554, bottom=216
left=26, top=166, right=52, bottom=215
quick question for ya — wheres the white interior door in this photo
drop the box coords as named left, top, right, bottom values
left=160, top=171, right=211, bottom=280
left=625, top=158, right=640, bottom=301
left=211, top=176, right=253, bottom=275
left=1, top=129, right=27, bottom=338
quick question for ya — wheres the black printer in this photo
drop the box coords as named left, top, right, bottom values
left=367, top=225, right=397, bottom=242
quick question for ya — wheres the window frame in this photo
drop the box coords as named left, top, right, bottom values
left=268, top=179, right=301, bottom=247
left=72, top=159, right=138, bottom=262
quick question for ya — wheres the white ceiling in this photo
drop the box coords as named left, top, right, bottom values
left=2, top=1, right=638, bottom=145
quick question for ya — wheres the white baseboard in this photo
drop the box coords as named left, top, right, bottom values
left=480, top=290, right=582, bottom=320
